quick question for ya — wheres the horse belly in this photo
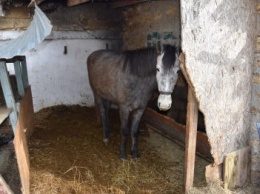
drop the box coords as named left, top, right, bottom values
left=88, top=51, right=127, bottom=103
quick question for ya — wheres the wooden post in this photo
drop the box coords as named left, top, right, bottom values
left=224, top=147, right=250, bottom=190
left=14, top=60, right=25, bottom=97
left=0, top=61, right=18, bottom=132
left=14, top=87, right=34, bottom=194
left=21, top=58, right=29, bottom=88
left=179, top=53, right=199, bottom=193
left=183, top=86, right=198, bottom=193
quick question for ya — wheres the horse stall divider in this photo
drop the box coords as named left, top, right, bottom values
left=179, top=53, right=199, bottom=193
left=14, top=86, right=34, bottom=194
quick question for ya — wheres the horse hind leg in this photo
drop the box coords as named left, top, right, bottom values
left=95, top=95, right=111, bottom=144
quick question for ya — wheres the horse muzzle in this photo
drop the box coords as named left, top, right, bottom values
left=157, top=93, right=172, bottom=111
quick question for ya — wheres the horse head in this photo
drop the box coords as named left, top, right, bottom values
left=156, top=43, right=180, bottom=111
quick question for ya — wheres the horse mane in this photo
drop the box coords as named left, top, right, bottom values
left=122, top=45, right=178, bottom=77
left=162, top=45, right=178, bottom=69
left=122, top=47, right=157, bottom=77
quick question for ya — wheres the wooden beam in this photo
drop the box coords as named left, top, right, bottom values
left=205, top=163, right=223, bottom=183
left=14, top=87, right=35, bottom=194
left=179, top=52, right=199, bottom=193
left=110, top=0, right=148, bottom=8
left=14, top=60, right=25, bottom=97
left=0, top=61, right=18, bottom=132
left=142, top=108, right=212, bottom=160
left=224, top=147, right=250, bottom=190
left=183, top=85, right=199, bottom=194
left=67, top=0, right=90, bottom=7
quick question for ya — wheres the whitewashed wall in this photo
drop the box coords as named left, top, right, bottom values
left=181, top=0, right=256, bottom=164
left=2, top=31, right=120, bottom=112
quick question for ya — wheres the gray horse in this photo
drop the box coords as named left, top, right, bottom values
left=87, top=44, right=180, bottom=159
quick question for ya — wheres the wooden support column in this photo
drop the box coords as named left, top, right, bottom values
left=0, top=61, right=18, bottom=132
left=21, top=58, right=29, bottom=88
left=183, top=85, right=198, bottom=193
left=14, top=60, right=25, bottom=97
left=179, top=53, right=199, bottom=193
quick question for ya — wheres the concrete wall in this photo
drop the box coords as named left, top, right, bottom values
left=0, top=2, right=121, bottom=31
left=2, top=31, right=120, bottom=112
left=0, top=2, right=122, bottom=112
left=181, top=0, right=256, bottom=166
left=251, top=0, right=260, bottom=185
left=121, top=0, right=180, bottom=50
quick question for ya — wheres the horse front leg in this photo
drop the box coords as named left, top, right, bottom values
left=130, top=109, right=145, bottom=159
left=119, top=106, right=130, bottom=160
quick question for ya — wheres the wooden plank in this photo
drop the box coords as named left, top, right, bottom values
left=0, top=61, right=18, bottom=132
left=142, top=108, right=212, bottom=160
left=19, top=86, right=34, bottom=138
left=0, top=175, right=14, bottom=194
left=14, top=60, right=25, bottom=97
left=183, top=86, right=199, bottom=194
left=14, top=121, right=30, bottom=194
left=67, top=0, right=90, bottom=7
left=14, top=87, right=34, bottom=194
left=21, top=59, right=29, bottom=88
left=224, top=147, right=250, bottom=190
left=0, top=107, right=12, bottom=125
left=205, top=163, right=222, bottom=183
left=110, top=0, right=148, bottom=8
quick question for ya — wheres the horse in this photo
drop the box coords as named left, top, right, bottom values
left=87, top=44, right=180, bottom=160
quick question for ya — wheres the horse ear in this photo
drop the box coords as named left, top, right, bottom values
left=156, top=41, right=163, bottom=54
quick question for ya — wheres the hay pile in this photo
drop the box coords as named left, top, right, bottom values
left=29, top=105, right=209, bottom=194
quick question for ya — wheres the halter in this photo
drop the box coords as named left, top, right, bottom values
left=159, top=91, right=172, bottom=95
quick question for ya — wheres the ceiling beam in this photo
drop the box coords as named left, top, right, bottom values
left=67, top=0, right=91, bottom=7
left=110, top=0, right=148, bottom=8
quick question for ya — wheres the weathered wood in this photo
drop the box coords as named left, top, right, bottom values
left=0, top=107, right=12, bottom=125
left=0, top=175, right=14, bottom=194
left=67, top=0, right=90, bottom=7
left=224, top=147, right=250, bottom=190
left=110, top=0, right=148, bottom=8
left=19, top=87, right=34, bottom=138
left=21, top=59, right=29, bottom=88
left=143, top=108, right=212, bottom=160
left=183, top=86, right=199, bottom=194
left=14, top=60, right=25, bottom=97
left=0, top=61, right=18, bottom=132
left=205, top=163, right=223, bottom=183
left=14, top=87, right=34, bottom=194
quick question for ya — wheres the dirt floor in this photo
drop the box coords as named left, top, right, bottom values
left=2, top=105, right=260, bottom=193
left=28, top=105, right=209, bottom=194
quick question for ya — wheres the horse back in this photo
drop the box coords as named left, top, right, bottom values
left=87, top=50, right=129, bottom=102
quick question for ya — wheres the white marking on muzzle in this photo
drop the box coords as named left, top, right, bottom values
left=157, top=94, right=172, bottom=111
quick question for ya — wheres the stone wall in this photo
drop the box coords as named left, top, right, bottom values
left=251, top=0, right=260, bottom=185
left=181, top=0, right=256, bottom=166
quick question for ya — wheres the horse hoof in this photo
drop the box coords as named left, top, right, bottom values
left=120, top=157, right=127, bottom=161
left=120, top=153, right=127, bottom=160
left=132, top=156, right=140, bottom=160
left=103, top=138, right=109, bottom=145
left=131, top=151, right=140, bottom=160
